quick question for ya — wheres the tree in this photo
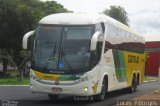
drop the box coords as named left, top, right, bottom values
left=43, top=1, right=68, bottom=14
left=0, top=0, right=68, bottom=78
left=0, top=0, right=41, bottom=77
left=103, top=6, right=129, bottom=26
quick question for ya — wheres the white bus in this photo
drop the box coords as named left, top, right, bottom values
left=22, top=13, right=145, bottom=101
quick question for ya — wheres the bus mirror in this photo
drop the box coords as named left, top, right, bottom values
left=22, top=30, right=35, bottom=50
left=90, top=31, right=101, bottom=51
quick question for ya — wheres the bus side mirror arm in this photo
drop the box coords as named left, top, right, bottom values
left=90, top=31, right=103, bottom=50
left=22, top=30, right=35, bottom=49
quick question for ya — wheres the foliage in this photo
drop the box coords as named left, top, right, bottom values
left=144, top=76, right=154, bottom=82
left=0, top=76, right=29, bottom=85
left=103, top=6, right=129, bottom=26
left=0, top=0, right=68, bottom=77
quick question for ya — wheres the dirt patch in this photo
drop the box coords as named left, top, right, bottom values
left=133, top=90, right=160, bottom=100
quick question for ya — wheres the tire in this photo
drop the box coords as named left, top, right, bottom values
left=137, top=75, right=139, bottom=85
left=48, top=94, right=59, bottom=100
left=94, top=79, right=106, bottom=101
left=128, top=77, right=137, bottom=93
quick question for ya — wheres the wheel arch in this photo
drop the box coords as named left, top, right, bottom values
left=132, top=72, right=136, bottom=83
left=97, top=73, right=109, bottom=94
left=103, top=74, right=108, bottom=92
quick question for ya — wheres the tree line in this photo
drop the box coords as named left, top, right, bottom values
left=0, top=0, right=129, bottom=79
left=0, top=0, right=68, bottom=78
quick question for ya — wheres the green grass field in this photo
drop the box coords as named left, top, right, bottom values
left=144, top=76, right=155, bottom=81
left=0, top=77, right=29, bottom=85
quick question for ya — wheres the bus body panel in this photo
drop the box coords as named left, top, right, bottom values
left=28, top=13, right=145, bottom=97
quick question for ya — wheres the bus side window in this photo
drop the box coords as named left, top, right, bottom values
left=120, top=29, right=124, bottom=39
left=107, top=25, right=112, bottom=38
left=109, top=26, right=114, bottom=38
left=115, top=28, right=119, bottom=38
left=113, top=26, right=119, bottom=38
left=126, top=31, right=129, bottom=39
left=122, top=30, right=125, bottom=39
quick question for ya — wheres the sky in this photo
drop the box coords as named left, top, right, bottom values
left=41, top=0, right=160, bottom=41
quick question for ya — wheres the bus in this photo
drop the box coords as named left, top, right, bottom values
left=22, top=13, right=145, bottom=101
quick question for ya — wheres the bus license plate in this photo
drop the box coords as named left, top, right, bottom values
left=52, top=87, right=62, bottom=92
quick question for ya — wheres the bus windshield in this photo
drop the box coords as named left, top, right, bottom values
left=32, top=25, right=94, bottom=74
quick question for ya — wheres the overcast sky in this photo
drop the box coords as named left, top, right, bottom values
left=41, top=0, right=160, bottom=41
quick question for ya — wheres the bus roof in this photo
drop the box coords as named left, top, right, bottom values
left=39, top=13, right=117, bottom=25
left=39, top=13, right=142, bottom=38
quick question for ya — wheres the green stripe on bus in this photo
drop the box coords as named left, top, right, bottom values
left=59, top=75, right=79, bottom=81
left=113, top=50, right=127, bottom=82
left=118, top=51, right=127, bottom=81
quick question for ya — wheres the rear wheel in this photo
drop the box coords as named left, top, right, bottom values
left=48, top=94, right=59, bottom=100
left=94, top=79, right=107, bottom=101
left=128, top=77, right=137, bottom=93
left=137, top=74, right=140, bottom=85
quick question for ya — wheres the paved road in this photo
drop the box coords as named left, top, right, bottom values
left=0, top=81, right=159, bottom=106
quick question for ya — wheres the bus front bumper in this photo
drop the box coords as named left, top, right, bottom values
left=30, top=79, right=96, bottom=96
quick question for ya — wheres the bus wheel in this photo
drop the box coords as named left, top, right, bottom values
left=94, top=79, right=106, bottom=101
left=48, top=94, right=59, bottom=100
left=128, top=77, right=137, bottom=93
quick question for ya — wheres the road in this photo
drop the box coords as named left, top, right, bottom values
left=0, top=81, right=159, bottom=106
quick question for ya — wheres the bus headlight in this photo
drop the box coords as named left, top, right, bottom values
left=84, top=87, right=88, bottom=92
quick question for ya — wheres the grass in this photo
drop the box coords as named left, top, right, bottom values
left=0, top=69, right=29, bottom=85
left=0, top=77, right=29, bottom=85
left=144, top=76, right=155, bottom=81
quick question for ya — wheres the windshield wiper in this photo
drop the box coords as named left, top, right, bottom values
left=60, top=45, right=75, bottom=74
left=59, top=27, right=75, bottom=74
left=61, top=49, right=72, bottom=69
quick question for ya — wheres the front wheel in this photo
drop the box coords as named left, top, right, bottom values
left=94, top=79, right=106, bottom=101
left=48, top=94, right=59, bottom=100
